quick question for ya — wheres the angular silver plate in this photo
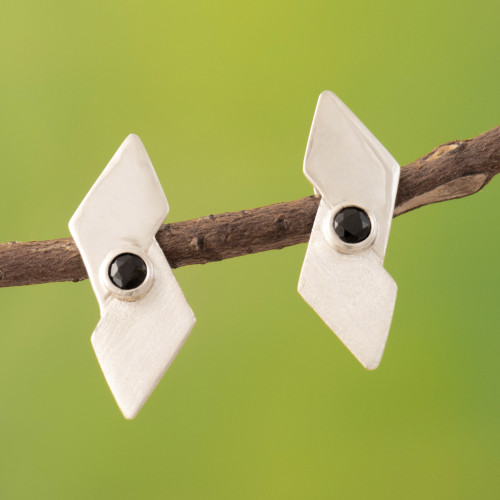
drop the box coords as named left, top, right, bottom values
left=69, top=135, right=196, bottom=418
left=298, top=91, right=399, bottom=369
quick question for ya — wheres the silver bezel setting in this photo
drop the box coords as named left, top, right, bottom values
left=322, top=203, right=378, bottom=254
left=101, top=246, right=155, bottom=301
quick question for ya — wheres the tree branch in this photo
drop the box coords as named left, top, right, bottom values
left=1, top=126, right=499, bottom=288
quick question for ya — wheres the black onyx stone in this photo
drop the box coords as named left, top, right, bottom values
left=108, top=253, right=148, bottom=290
left=333, top=206, right=371, bottom=244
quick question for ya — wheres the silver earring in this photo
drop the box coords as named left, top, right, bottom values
left=298, top=91, right=399, bottom=369
left=69, top=134, right=196, bottom=419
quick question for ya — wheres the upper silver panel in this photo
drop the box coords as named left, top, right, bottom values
left=69, top=134, right=169, bottom=311
left=303, top=91, right=399, bottom=260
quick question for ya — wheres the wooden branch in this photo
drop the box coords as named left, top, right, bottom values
left=1, top=126, right=499, bottom=288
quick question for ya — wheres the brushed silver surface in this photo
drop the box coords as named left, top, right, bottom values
left=69, top=134, right=196, bottom=418
left=299, top=91, right=399, bottom=369
left=299, top=200, right=397, bottom=369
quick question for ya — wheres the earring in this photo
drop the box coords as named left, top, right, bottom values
left=69, top=134, right=196, bottom=419
left=298, top=91, right=399, bottom=369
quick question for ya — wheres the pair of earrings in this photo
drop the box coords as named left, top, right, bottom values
left=70, top=91, right=399, bottom=419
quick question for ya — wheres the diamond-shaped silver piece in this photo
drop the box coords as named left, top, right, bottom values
left=298, top=91, right=399, bottom=369
left=69, top=134, right=196, bottom=418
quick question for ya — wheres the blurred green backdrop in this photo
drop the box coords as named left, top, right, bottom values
left=1, top=1, right=500, bottom=499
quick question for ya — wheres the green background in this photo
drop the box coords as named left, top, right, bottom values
left=1, top=1, right=499, bottom=498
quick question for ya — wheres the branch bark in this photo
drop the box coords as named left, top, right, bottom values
left=1, top=126, right=499, bottom=288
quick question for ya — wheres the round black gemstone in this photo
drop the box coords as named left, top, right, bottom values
left=333, top=206, right=371, bottom=244
left=108, top=253, right=148, bottom=290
